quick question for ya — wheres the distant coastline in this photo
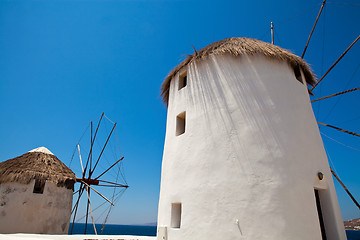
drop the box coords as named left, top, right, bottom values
left=344, top=218, right=360, bottom=231
left=133, top=222, right=157, bottom=227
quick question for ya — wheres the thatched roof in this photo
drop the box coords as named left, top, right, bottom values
left=161, top=37, right=316, bottom=104
left=0, top=147, right=75, bottom=190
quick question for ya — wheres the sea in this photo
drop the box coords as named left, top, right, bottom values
left=347, top=230, right=360, bottom=240
left=69, top=223, right=156, bottom=236
left=69, top=223, right=360, bottom=239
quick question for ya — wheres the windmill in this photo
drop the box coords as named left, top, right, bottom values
left=69, top=113, right=129, bottom=235
left=156, top=1, right=359, bottom=239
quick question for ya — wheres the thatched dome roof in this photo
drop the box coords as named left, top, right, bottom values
left=161, top=37, right=316, bottom=104
left=0, top=147, right=75, bottom=189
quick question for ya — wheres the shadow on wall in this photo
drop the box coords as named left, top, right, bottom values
left=184, top=54, right=315, bottom=230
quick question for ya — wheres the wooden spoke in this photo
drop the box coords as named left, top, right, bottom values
left=83, top=113, right=104, bottom=178
left=96, top=184, right=128, bottom=187
left=95, top=157, right=124, bottom=180
left=81, top=180, right=115, bottom=206
left=301, top=0, right=326, bottom=59
left=90, top=122, right=117, bottom=177
left=311, top=87, right=360, bottom=102
left=77, top=144, right=84, bottom=175
left=90, top=121, right=93, bottom=176
left=98, top=179, right=129, bottom=188
left=85, top=186, right=97, bottom=235
left=331, top=168, right=360, bottom=209
left=84, top=188, right=90, bottom=234
left=318, top=122, right=360, bottom=137
left=311, top=35, right=360, bottom=91
left=71, top=184, right=85, bottom=214
left=70, top=184, right=85, bottom=234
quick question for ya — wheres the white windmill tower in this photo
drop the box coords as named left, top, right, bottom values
left=156, top=38, right=346, bottom=240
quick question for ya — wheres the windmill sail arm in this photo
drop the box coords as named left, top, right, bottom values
left=311, top=87, right=360, bottom=102
left=95, top=157, right=124, bottom=180
left=318, top=122, right=360, bottom=137
left=98, top=179, right=129, bottom=188
left=301, top=0, right=326, bottom=59
left=311, top=35, right=360, bottom=91
left=331, top=168, right=360, bottom=209
left=83, top=113, right=105, bottom=178
left=81, top=180, right=115, bottom=206
left=84, top=186, right=98, bottom=235
left=90, top=122, right=117, bottom=177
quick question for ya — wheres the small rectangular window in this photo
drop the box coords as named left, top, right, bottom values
left=176, top=112, right=186, bottom=136
left=178, top=73, right=187, bottom=90
left=171, top=203, right=182, bottom=228
left=33, top=179, right=45, bottom=194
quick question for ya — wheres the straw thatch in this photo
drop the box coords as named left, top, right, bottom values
left=0, top=151, right=75, bottom=190
left=161, top=37, right=316, bottom=104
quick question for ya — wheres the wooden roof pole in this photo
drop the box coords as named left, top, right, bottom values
left=271, top=22, right=274, bottom=44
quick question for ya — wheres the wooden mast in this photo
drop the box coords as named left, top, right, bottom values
left=271, top=22, right=274, bottom=44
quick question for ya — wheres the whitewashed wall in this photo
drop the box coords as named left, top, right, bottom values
left=0, top=180, right=73, bottom=234
left=157, top=54, right=346, bottom=240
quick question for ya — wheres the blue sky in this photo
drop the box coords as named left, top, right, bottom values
left=0, top=0, right=359, bottom=225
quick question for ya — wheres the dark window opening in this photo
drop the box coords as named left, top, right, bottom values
left=294, top=66, right=303, bottom=84
left=176, top=112, right=186, bottom=136
left=171, top=203, right=182, bottom=228
left=178, top=73, right=187, bottom=90
left=315, top=189, right=327, bottom=240
left=33, top=179, right=46, bottom=194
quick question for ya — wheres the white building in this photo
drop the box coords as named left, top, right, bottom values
left=0, top=147, right=75, bottom=234
left=157, top=37, right=346, bottom=240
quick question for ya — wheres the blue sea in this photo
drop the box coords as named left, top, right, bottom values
left=347, top=230, right=360, bottom=240
left=69, top=223, right=156, bottom=236
left=69, top=224, right=360, bottom=239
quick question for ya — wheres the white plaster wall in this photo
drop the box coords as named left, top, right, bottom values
left=157, top=54, right=346, bottom=240
left=0, top=181, right=73, bottom=234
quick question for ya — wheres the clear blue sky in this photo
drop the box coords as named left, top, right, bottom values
left=0, top=0, right=359, bottom=225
